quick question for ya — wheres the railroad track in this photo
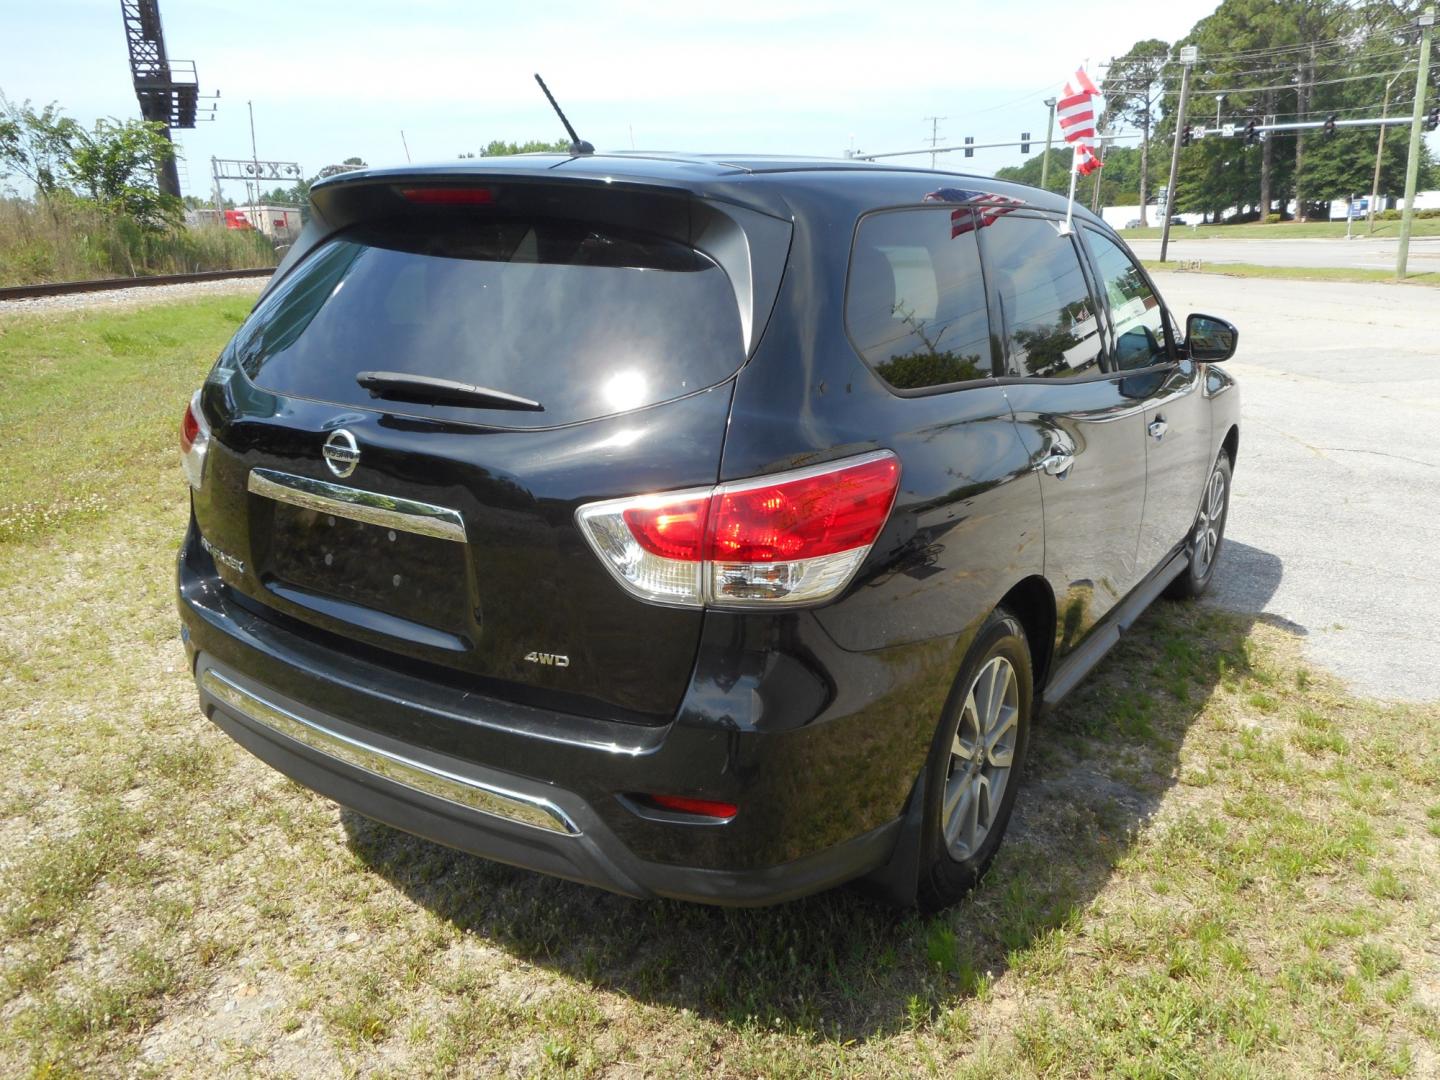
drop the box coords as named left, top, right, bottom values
left=0, top=267, right=274, bottom=302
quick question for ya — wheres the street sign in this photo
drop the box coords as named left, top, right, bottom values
left=1221, top=123, right=1236, bottom=138
left=1193, top=125, right=1208, bottom=140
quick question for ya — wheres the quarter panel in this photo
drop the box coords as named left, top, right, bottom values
left=660, top=184, right=1048, bottom=850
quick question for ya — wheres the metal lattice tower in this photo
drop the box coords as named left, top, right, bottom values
left=120, top=0, right=201, bottom=197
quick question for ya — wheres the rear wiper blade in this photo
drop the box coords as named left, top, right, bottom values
left=355, top=371, right=544, bottom=412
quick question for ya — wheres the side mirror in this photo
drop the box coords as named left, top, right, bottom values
left=1185, top=313, right=1238, bottom=362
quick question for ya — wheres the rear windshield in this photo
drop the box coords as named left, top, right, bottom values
left=232, top=219, right=746, bottom=427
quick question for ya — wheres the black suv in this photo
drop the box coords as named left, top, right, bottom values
left=177, top=154, right=1239, bottom=910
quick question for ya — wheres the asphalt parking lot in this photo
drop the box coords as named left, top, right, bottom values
left=1130, top=235, right=1440, bottom=271
left=1151, top=271, right=1440, bottom=701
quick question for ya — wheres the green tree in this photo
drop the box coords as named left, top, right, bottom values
left=1104, top=39, right=1171, bottom=224
left=994, top=148, right=1073, bottom=195
left=64, top=117, right=180, bottom=227
left=315, top=156, right=367, bottom=180
left=0, top=94, right=77, bottom=194
left=1132, top=0, right=1438, bottom=222
left=995, top=144, right=1146, bottom=206
left=460, top=139, right=570, bottom=158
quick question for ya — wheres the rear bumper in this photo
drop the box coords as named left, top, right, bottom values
left=192, top=648, right=898, bottom=905
left=177, top=524, right=908, bottom=905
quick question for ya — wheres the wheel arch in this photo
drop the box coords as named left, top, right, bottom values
left=1221, top=423, right=1239, bottom=466
left=996, top=575, right=1056, bottom=697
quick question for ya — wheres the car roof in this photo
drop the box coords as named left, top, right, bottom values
left=314, top=151, right=1100, bottom=228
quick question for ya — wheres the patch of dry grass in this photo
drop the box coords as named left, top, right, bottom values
left=0, top=196, right=277, bottom=286
left=1, top=298, right=1437, bottom=1077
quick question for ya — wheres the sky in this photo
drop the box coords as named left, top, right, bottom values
left=6, top=0, right=1237, bottom=201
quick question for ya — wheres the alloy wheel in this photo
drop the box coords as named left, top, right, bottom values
left=1192, top=464, right=1227, bottom=578
left=943, top=655, right=1019, bottom=861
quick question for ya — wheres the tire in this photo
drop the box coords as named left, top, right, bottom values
left=915, top=608, right=1033, bottom=913
left=1166, top=452, right=1233, bottom=601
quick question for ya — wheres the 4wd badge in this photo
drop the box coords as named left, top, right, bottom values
left=524, top=651, right=570, bottom=668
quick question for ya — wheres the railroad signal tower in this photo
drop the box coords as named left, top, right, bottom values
left=119, top=0, right=205, bottom=198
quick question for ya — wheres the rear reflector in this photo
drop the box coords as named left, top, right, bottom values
left=399, top=186, right=496, bottom=206
left=575, top=451, right=899, bottom=609
left=180, top=401, right=200, bottom=453
left=180, top=390, right=210, bottom=490
left=645, top=794, right=738, bottom=820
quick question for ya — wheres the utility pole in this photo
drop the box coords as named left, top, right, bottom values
left=1368, top=70, right=1404, bottom=234
left=1090, top=134, right=1109, bottom=213
left=1160, top=45, right=1197, bottom=263
left=1040, top=98, right=1058, bottom=189
left=248, top=100, right=260, bottom=216
left=924, top=116, right=946, bottom=169
left=1397, top=6, right=1435, bottom=279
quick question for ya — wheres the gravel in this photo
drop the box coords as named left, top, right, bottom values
left=0, top=277, right=266, bottom=316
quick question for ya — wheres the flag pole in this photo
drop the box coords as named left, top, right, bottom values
left=1063, top=144, right=1079, bottom=234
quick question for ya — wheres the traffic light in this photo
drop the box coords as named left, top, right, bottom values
left=1181, top=125, right=1192, bottom=147
left=1324, top=114, right=1337, bottom=136
left=1244, top=119, right=1258, bottom=145
left=964, top=136, right=974, bottom=159
left=1427, top=106, right=1439, bottom=132
left=1020, top=132, right=1031, bottom=154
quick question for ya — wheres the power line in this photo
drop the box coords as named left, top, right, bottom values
left=1163, top=65, right=1417, bottom=97
left=1110, top=43, right=1409, bottom=78
left=1259, top=98, right=1418, bottom=121
left=1107, top=48, right=1415, bottom=89
left=1193, top=48, right=1413, bottom=80
left=1106, top=27, right=1418, bottom=79
left=1167, top=31, right=1401, bottom=65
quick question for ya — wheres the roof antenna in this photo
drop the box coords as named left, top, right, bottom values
left=533, top=73, right=594, bottom=156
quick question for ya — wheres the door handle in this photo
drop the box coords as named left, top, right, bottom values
left=1041, top=446, right=1075, bottom=477
left=1148, top=418, right=1168, bottom=440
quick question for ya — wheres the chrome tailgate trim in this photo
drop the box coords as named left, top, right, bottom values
left=200, top=669, right=577, bottom=835
left=247, top=468, right=467, bottom=543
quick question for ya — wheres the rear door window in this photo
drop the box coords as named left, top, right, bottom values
left=1082, top=227, right=1173, bottom=371
left=232, top=219, right=746, bottom=427
left=846, top=209, right=994, bottom=390
left=977, top=216, right=1104, bottom=379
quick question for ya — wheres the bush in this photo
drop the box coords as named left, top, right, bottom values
left=0, top=195, right=276, bottom=286
left=1374, top=208, right=1440, bottom=221
left=1264, top=213, right=1283, bottom=224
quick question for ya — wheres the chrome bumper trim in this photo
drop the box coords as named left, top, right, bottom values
left=200, top=669, right=577, bottom=835
left=247, top=468, right=467, bottom=543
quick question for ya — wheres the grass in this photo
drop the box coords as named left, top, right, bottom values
left=1144, top=259, right=1440, bottom=287
left=1121, top=217, right=1440, bottom=241
left=0, top=196, right=277, bottom=286
left=2, top=294, right=1439, bottom=1076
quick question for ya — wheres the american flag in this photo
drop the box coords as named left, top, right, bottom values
left=1057, top=67, right=1104, bottom=176
left=923, top=189, right=1026, bottom=237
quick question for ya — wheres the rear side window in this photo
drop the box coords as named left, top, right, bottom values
left=232, top=219, right=746, bottom=427
left=978, top=216, right=1103, bottom=379
left=1082, top=227, right=1172, bottom=371
left=846, top=209, right=993, bottom=391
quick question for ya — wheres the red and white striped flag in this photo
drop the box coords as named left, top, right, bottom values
left=1058, top=67, right=1103, bottom=176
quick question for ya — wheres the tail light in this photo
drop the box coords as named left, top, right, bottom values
left=576, top=451, right=899, bottom=609
left=640, top=794, right=738, bottom=820
left=180, top=390, right=211, bottom=490
left=398, top=186, right=496, bottom=205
